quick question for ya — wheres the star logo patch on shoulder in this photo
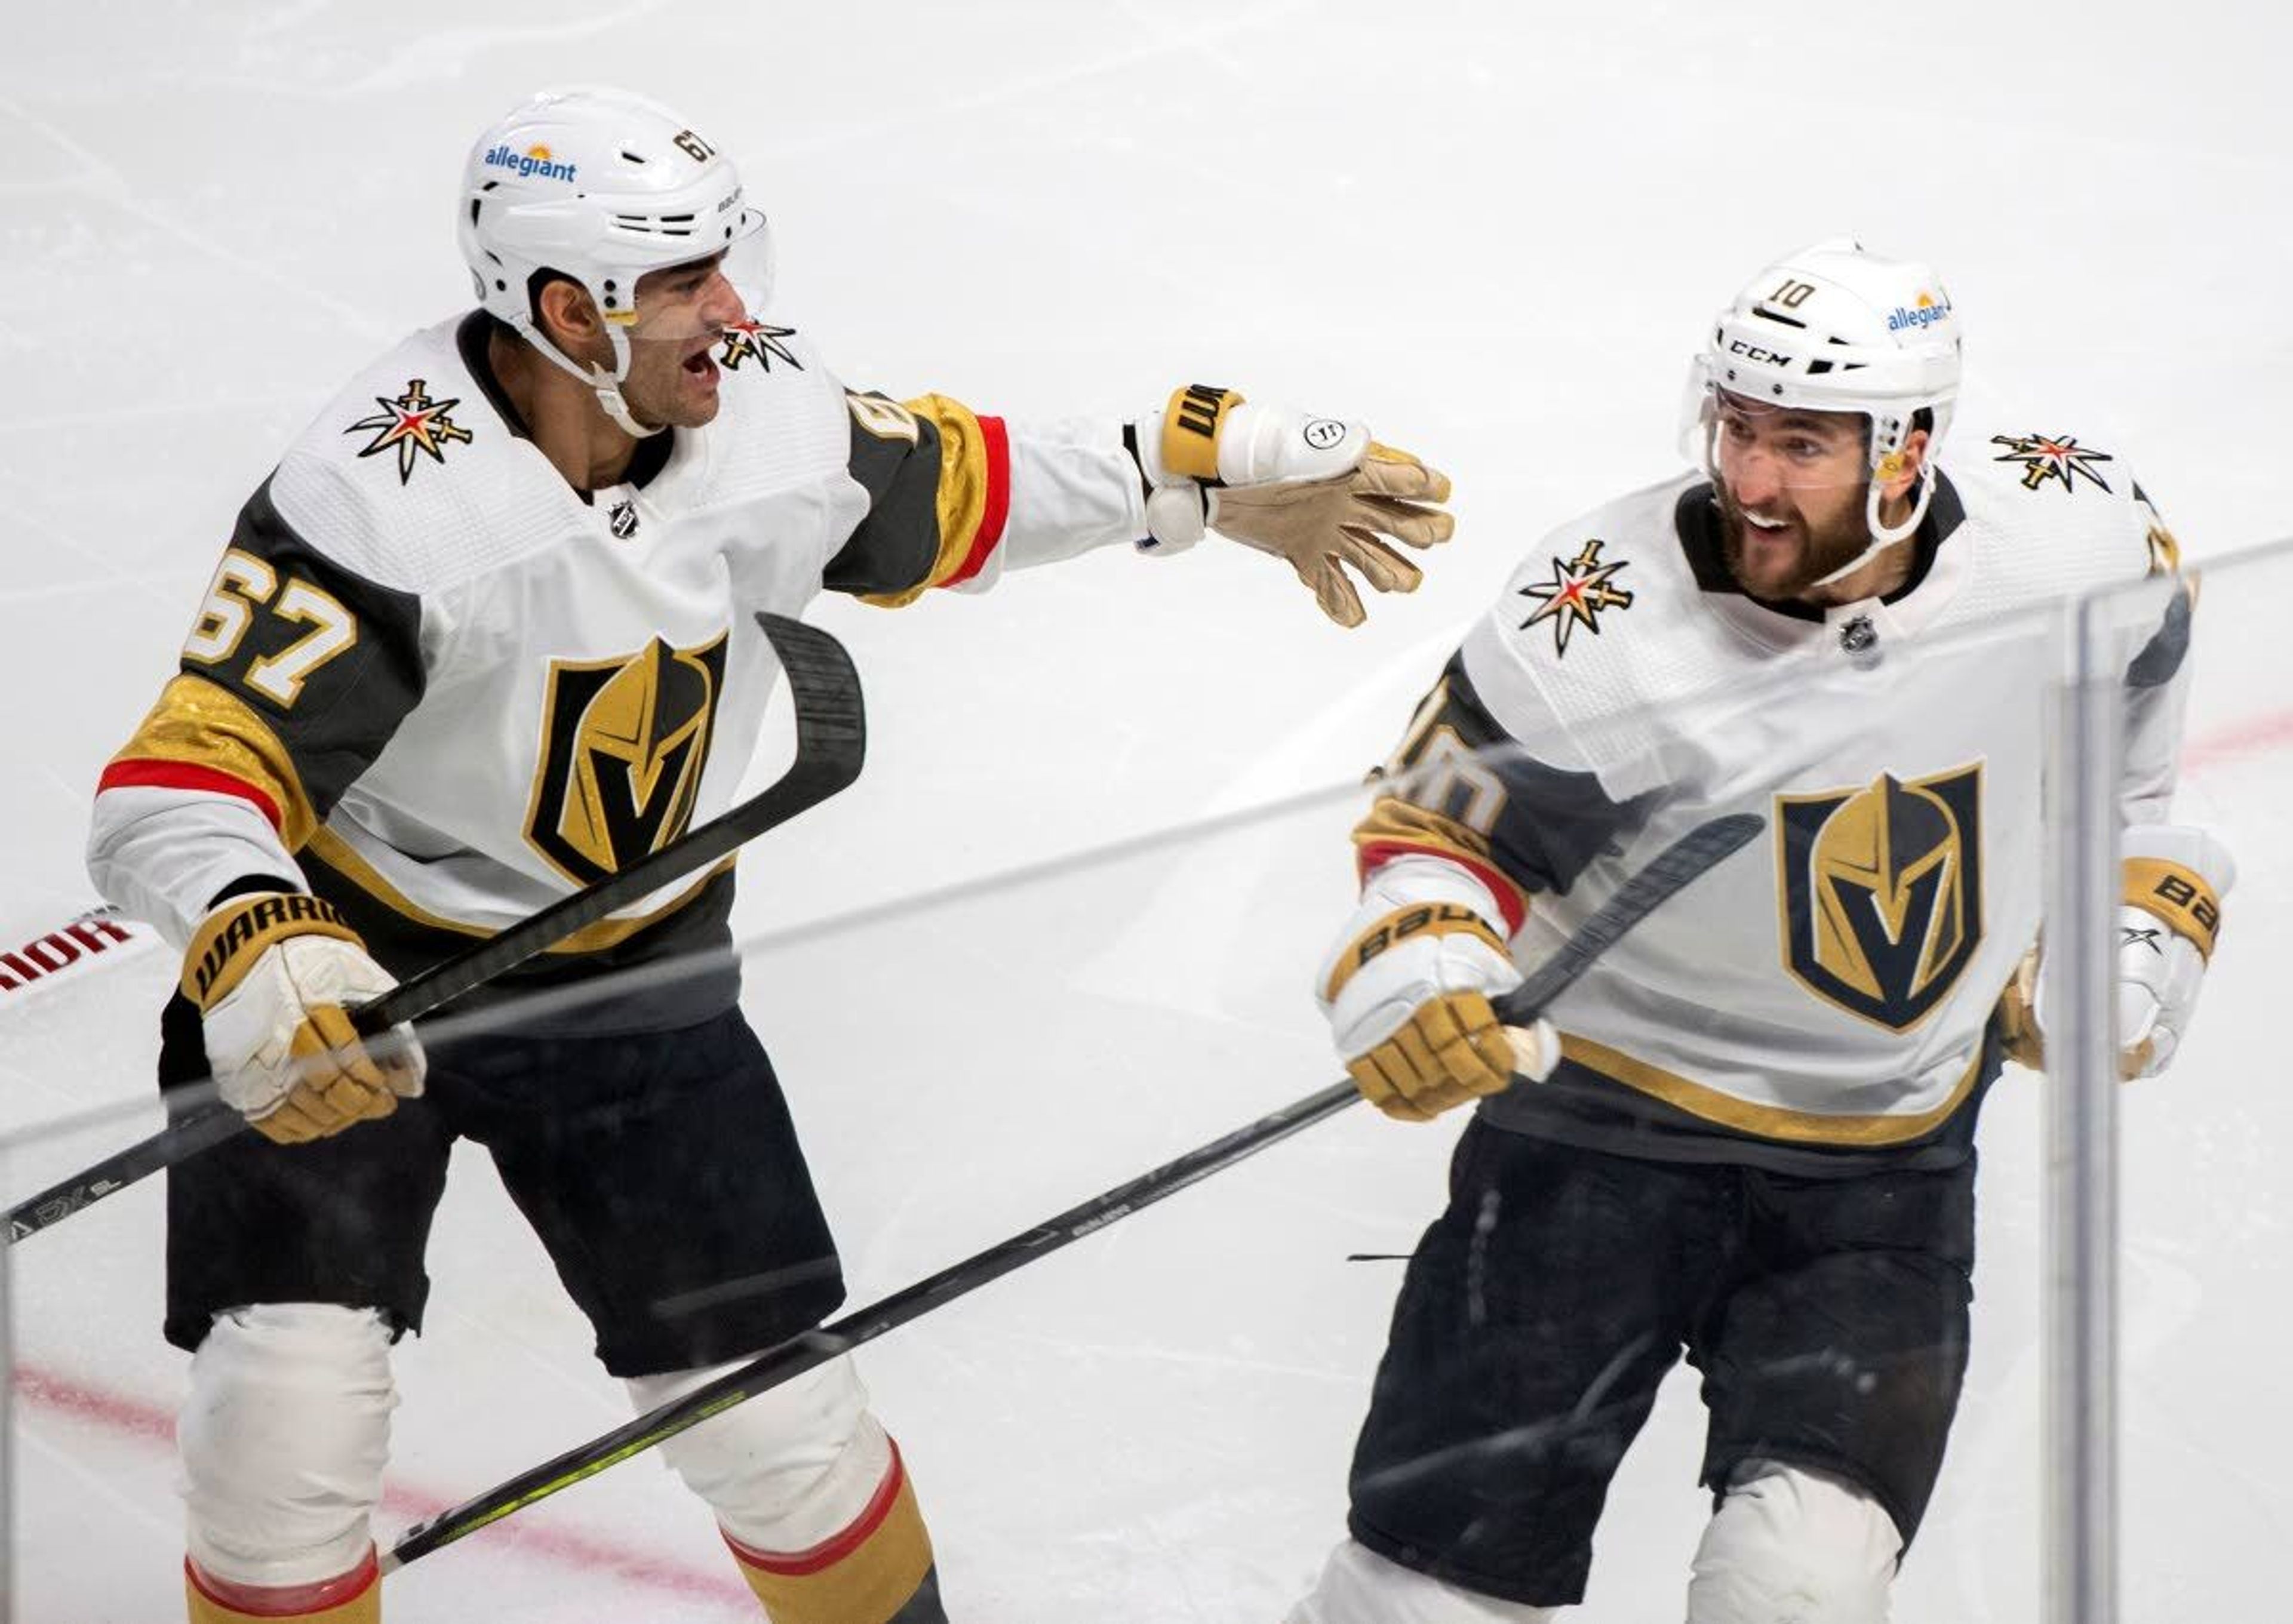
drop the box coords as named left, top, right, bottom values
left=346, top=379, right=475, bottom=484
left=1519, top=538, right=1635, bottom=656
left=1991, top=432, right=2114, bottom=495
left=717, top=319, right=801, bottom=373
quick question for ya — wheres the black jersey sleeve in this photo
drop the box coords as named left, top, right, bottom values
left=1354, top=652, right=1650, bottom=931
left=823, top=390, right=1012, bottom=604
left=99, top=473, right=426, bottom=851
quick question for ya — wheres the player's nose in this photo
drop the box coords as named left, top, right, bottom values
left=699, top=272, right=746, bottom=327
left=1728, top=444, right=1785, bottom=508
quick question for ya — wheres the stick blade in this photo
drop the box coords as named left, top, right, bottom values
left=757, top=613, right=865, bottom=800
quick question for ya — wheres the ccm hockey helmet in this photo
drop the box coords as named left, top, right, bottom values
left=457, top=87, right=770, bottom=434
left=1687, top=239, right=1963, bottom=570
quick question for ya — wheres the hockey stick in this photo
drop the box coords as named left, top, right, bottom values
left=380, top=810, right=1763, bottom=1573
left=5, top=613, right=865, bottom=1242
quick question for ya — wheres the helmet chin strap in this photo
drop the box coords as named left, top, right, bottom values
left=519, top=316, right=666, bottom=439
left=1808, top=464, right=1935, bottom=589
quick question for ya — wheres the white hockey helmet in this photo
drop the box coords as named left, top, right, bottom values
left=457, top=86, right=770, bottom=434
left=1686, top=238, right=1963, bottom=571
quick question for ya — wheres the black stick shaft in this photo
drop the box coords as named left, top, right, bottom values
left=383, top=810, right=1763, bottom=1571
left=384, top=1074, right=1361, bottom=1570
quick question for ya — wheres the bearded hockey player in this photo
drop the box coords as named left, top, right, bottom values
left=1286, top=241, right=2234, bottom=1623
left=84, top=87, right=1454, bottom=1624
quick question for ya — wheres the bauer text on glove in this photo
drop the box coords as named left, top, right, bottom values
left=2009, top=825, right=2234, bottom=1081
left=1318, top=864, right=1558, bottom=1122
left=2113, top=825, right=2233, bottom=1079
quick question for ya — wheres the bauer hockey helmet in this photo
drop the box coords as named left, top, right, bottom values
left=1685, top=238, right=1963, bottom=580
left=457, top=86, right=772, bottom=435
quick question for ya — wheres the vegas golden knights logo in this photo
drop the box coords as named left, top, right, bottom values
left=1776, top=765, right=1984, bottom=1031
left=525, top=634, right=728, bottom=885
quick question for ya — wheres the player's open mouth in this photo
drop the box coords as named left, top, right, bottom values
left=1739, top=512, right=1795, bottom=549
left=682, top=347, right=718, bottom=384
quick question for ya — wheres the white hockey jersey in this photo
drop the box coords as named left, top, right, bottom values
left=90, top=312, right=1149, bottom=1032
left=1355, top=416, right=2191, bottom=1169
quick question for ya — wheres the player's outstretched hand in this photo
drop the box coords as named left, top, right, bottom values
left=182, top=892, right=427, bottom=1143
left=1318, top=883, right=1556, bottom=1122
left=1134, top=386, right=1455, bottom=627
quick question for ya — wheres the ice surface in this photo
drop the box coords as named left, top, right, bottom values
left=5, top=2, right=2292, bottom=1619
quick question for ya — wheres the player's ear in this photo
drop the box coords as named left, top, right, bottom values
left=1879, top=426, right=1931, bottom=500
left=536, top=277, right=605, bottom=359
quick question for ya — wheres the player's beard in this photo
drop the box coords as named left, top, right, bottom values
left=1713, top=479, right=1873, bottom=601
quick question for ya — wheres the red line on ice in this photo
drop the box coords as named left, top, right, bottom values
left=2182, top=709, right=2293, bottom=773
left=11, top=1362, right=751, bottom=1608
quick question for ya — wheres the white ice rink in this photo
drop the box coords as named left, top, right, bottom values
left=5, top=3, right=2292, bottom=1619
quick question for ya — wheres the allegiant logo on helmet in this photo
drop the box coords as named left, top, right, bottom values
left=485, top=143, right=577, bottom=183
left=1887, top=293, right=1952, bottom=332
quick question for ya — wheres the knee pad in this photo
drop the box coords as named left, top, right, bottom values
left=1688, top=1458, right=1901, bottom=1624
left=627, top=1352, right=892, bottom=1552
left=1288, top=1539, right=1562, bottom=1624
left=179, top=1305, right=396, bottom=1588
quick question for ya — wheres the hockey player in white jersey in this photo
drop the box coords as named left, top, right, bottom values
left=1286, top=241, right=2234, bottom=1623
left=83, top=87, right=1455, bottom=1624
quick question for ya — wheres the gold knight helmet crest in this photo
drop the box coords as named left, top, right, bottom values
left=1777, top=765, right=1985, bottom=1031
left=524, top=633, right=729, bottom=885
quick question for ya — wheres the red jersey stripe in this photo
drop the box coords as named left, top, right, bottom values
left=99, top=759, right=284, bottom=832
left=943, top=415, right=1010, bottom=588
left=1357, top=840, right=1529, bottom=936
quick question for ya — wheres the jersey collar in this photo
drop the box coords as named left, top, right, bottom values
left=1673, top=471, right=1971, bottom=651
left=453, top=310, right=675, bottom=496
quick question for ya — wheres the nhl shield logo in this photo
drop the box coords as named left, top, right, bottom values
left=524, top=633, right=728, bottom=885
left=1776, top=765, right=1984, bottom=1031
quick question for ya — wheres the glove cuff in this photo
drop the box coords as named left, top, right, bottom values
left=183, top=892, right=362, bottom=1008
left=1153, top=384, right=1244, bottom=485
left=2123, top=861, right=2223, bottom=959
left=1324, top=902, right=1508, bottom=1003
left=2121, top=825, right=2231, bottom=961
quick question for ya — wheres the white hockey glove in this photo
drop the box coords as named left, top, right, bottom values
left=182, top=892, right=426, bottom=1145
left=1133, top=385, right=1453, bottom=628
left=1317, top=860, right=1559, bottom=1122
left=2112, top=825, right=2233, bottom=1078
left=2008, top=825, right=2234, bottom=1080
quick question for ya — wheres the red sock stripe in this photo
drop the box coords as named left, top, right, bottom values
left=1357, top=841, right=1529, bottom=935
left=726, top=1442, right=909, bottom=1578
left=100, top=758, right=284, bottom=832
left=185, top=1547, right=377, bottom=1617
left=942, top=415, right=1010, bottom=588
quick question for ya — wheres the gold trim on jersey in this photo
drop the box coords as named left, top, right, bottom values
left=110, top=675, right=319, bottom=850
left=2123, top=857, right=2223, bottom=959
left=859, top=392, right=995, bottom=608
left=1350, top=798, right=1533, bottom=922
left=304, top=826, right=736, bottom=954
left=1560, top=1032, right=1987, bottom=1147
